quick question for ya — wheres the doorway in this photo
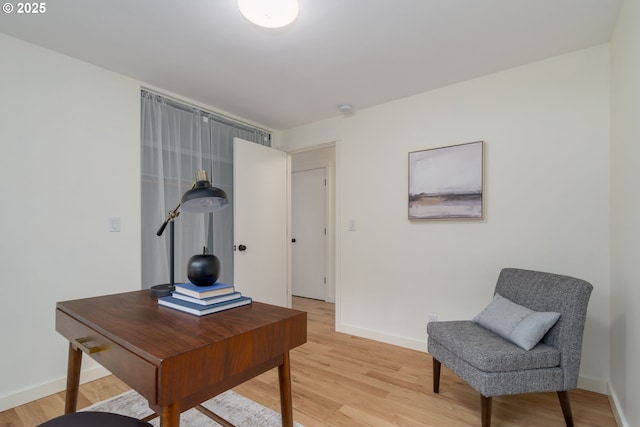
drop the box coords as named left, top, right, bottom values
left=290, top=146, right=335, bottom=302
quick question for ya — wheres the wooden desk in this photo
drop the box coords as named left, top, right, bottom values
left=56, top=290, right=307, bottom=427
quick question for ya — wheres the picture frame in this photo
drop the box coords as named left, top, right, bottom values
left=408, top=141, right=484, bottom=220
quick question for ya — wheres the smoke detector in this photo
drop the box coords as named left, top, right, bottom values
left=338, top=104, right=353, bottom=114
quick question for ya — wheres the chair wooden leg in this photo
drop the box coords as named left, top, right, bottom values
left=432, top=358, right=441, bottom=393
left=481, top=395, right=492, bottom=427
left=557, top=390, right=574, bottom=427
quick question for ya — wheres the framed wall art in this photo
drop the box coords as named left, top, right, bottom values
left=408, top=141, right=484, bottom=220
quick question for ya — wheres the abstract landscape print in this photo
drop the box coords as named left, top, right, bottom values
left=409, top=141, right=484, bottom=220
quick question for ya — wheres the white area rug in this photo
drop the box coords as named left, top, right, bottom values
left=82, top=389, right=303, bottom=427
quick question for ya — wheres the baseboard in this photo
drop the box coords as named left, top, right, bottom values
left=608, top=383, right=629, bottom=427
left=336, top=322, right=428, bottom=352
left=0, top=366, right=111, bottom=412
left=577, top=374, right=608, bottom=394
left=337, top=322, right=613, bottom=398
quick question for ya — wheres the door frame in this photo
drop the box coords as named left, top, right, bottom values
left=289, top=144, right=336, bottom=303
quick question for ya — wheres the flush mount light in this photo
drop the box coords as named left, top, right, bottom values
left=237, top=0, right=299, bottom=29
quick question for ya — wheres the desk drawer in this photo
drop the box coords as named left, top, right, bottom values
left=56, top=309, right=157, bottom=403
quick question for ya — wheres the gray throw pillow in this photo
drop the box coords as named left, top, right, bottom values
left=473, top=293, right=560, bottom=350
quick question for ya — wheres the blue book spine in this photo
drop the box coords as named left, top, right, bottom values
left=171, top=291, right=243, bottom=306
left=173, top=282, right=234, bottom=298
left=158, top=296, right=252, bottom=316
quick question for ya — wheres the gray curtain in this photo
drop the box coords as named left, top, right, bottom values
left=141, top=90, right=270, bottom=289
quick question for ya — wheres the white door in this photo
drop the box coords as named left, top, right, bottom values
left=292, top=168, right=326, bottom=300
left=233, top=137, right=289, bottom=307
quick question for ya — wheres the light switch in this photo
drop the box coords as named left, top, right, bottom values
left=109, top=216, right=121, bottom=232
left=348, top=219, right=356, bottom=231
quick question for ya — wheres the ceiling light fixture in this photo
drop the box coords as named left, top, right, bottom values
left=238, top=0, right=299, bottom=29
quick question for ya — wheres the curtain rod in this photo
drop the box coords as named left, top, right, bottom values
left=141, top=88, right=271, bottom=138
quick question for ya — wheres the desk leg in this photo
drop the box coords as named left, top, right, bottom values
left=278, top=351, right=293, bottom=427
left=160, top=403, right=181, bottom=427
left=64, top=343, right=83, bottom=414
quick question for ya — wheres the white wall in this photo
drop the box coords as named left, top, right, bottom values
left=0, top=34, right=141, bottom=410
left=277, top=45, right=611, bottom=392
left=0, top=18, right=625, bottom=417
left=610, top=0, right=640, bottom=425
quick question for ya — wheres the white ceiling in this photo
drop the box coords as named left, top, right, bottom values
left=0, top=0, right=622, bottom=130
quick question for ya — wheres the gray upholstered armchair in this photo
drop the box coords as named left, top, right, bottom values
left=427, top=268, right=593, bottom=427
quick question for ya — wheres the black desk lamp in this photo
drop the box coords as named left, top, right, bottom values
left=150, top=169, right=229, bottom=297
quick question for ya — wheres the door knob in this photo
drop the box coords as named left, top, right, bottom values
left=238, top=244, right=247, bottom=251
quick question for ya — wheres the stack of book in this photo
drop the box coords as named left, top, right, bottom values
left=157, top=282, right=252, bottom=316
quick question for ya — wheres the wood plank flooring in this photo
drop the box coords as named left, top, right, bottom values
left=1, top=297, right=617, bottom=427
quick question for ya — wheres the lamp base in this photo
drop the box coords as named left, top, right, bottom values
left=149, top=283, right=175, bottom=297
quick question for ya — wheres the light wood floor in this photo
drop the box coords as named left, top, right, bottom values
left=1, top=297, right=617, bottom=427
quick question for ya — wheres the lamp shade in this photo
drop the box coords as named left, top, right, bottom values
left=180, top=170, right=229, bottom=213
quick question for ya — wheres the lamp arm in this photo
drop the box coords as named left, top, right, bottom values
left=156, top=203, right=181, bottom=236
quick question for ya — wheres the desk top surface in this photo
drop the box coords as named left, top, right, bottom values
left=56, top=290, right=307, bottom=363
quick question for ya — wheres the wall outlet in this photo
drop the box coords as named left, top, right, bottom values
left=428, top=314, right=438, bottom=324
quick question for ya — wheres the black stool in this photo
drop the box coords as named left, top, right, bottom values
left=38, top=411, right=152, bottom=427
